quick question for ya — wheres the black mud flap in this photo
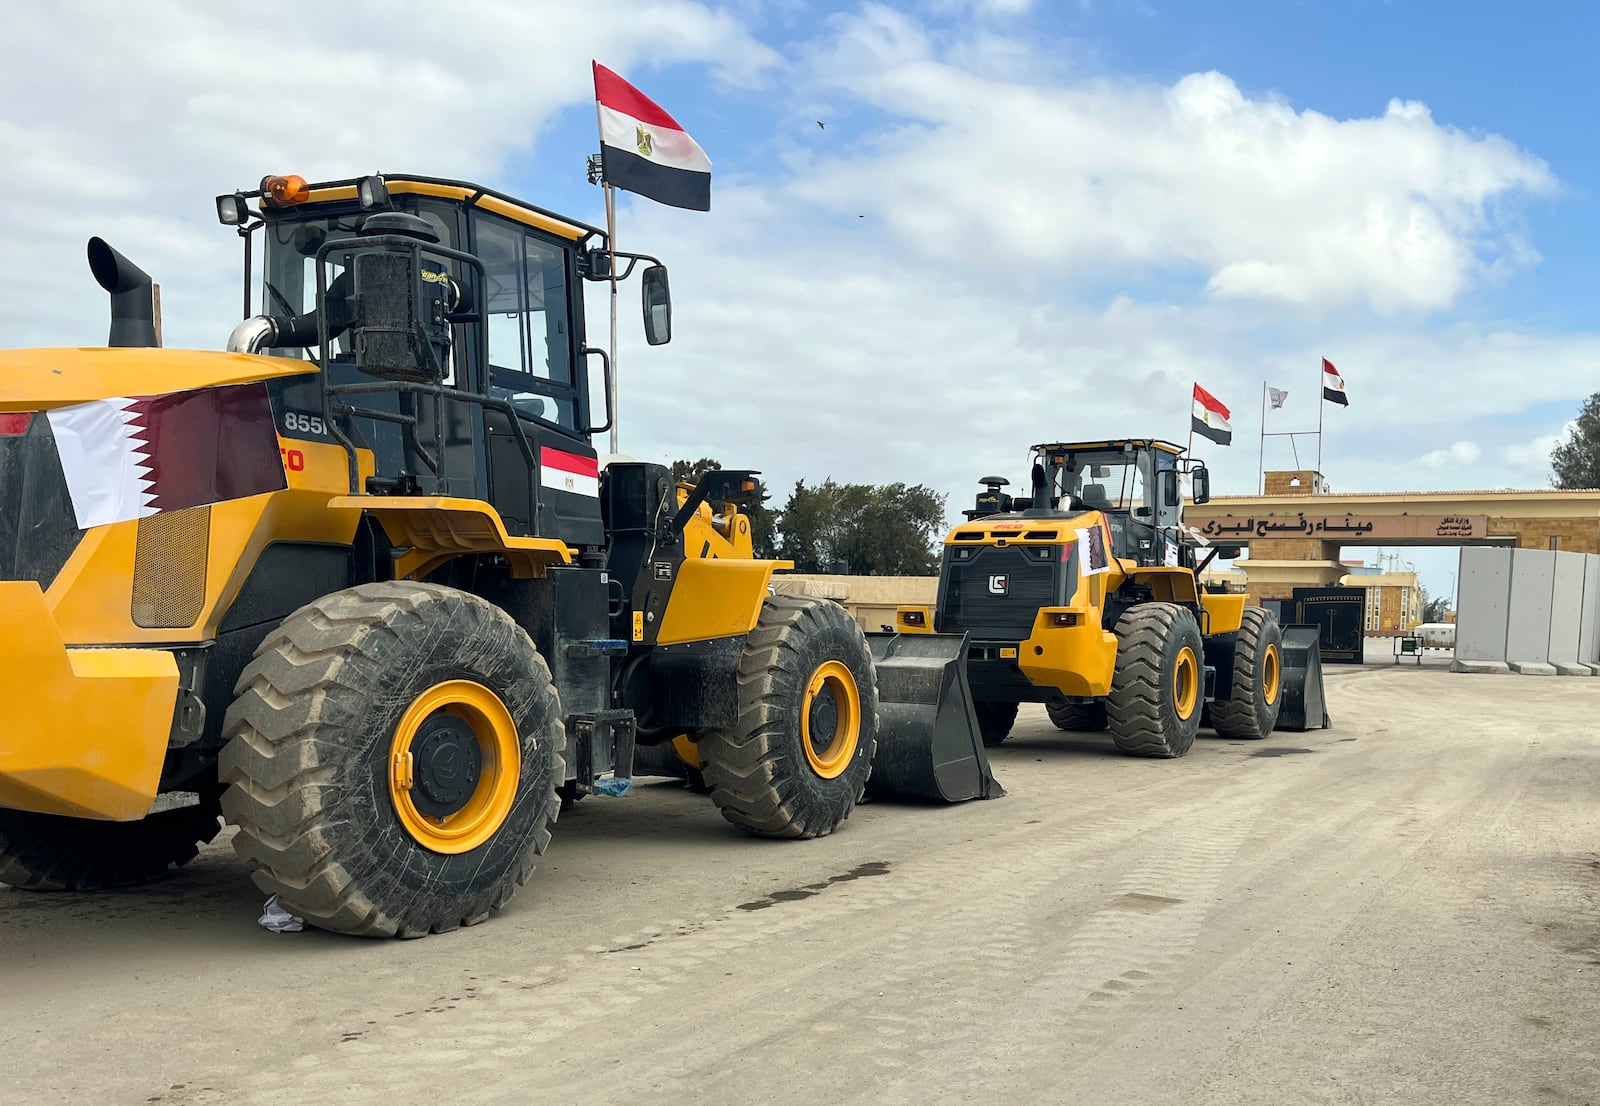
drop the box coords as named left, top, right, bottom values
left=1276, top=624, right=1332, bottom=731
left=864, top=632, right=1003, bottom=802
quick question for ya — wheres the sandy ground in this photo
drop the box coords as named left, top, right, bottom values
left=2, top=665, right=1597, bottom=1106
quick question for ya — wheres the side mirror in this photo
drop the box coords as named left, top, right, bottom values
left=642, top=264, right=672, bottom=346
left=1192, top=466, right=1211, bottom=505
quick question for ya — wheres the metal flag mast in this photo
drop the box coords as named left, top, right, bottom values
left=604, top=180, right=620, bottom=456
left=1315, top=356, right=1326, bottom=479
left=592, top=87, right=623, bottom=457
left=1258, top=370, right=1325, bottom=495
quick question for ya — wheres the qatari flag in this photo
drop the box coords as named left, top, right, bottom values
left=594, top=61, right=712, bottom=211
left=47, top=381, right=286, bottom=529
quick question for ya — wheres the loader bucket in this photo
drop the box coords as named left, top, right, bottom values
left=1275, top=624, right=1332, bottom=731
left=864, top=632, right=1003, bottom=802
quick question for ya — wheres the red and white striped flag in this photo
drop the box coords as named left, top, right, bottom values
left=46, top=382, right=285, bottom=528
left=593, top=62, right=712, bottom=212
left=1322, top=358, right=1349, bottom=406
left=1191, top=383, right=1233, bottom=446
left=540, top=445, right=599, bottom=499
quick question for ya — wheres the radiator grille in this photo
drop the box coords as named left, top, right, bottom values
left=132, top=506, right=211, bottom=628
left=940, top=544, right=1067, bottom=639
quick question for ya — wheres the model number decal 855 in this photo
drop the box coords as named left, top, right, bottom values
left=283, top=411, right=327, bottom=436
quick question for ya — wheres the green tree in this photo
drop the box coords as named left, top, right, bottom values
left=1422, top=591, right=1452, bottom=623
left=1550, top=393, right=1600, bottom=488
left=776, top=479, right=947, bottom=575
left=669, top=458, right=778, bottom=558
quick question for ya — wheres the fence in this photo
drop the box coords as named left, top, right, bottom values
left=1453, top=548, right=1600, bottom=675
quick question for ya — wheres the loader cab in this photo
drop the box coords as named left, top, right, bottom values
left=220, top=173, right=670, bottom=549
left=1031, top=440, right=1188, bottom=567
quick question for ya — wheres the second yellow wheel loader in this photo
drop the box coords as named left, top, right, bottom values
left=898, top=440, right=1318, bottom=757
left=0, top=172, right=995, bottom=937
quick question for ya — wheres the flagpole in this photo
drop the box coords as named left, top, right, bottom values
left=1315, top=362, right=1325, bottom=489
left=605, top=182, right=620, bottom=456
left=1186, top=385, right=1195, bottom=461
left=1258, top=381, right=1267, bottom=495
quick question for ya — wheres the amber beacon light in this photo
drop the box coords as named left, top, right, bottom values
left=260, top=174, right=310, bottom=207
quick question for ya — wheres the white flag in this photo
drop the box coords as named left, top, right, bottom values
left=1267, top=386, right=1289, bottom=409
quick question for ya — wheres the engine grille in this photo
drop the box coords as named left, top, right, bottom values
left=0, top=416, right=84, bottom=590
left=939, top=544, right=1068, bottom=639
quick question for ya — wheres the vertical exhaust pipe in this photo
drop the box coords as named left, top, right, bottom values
left=87, top=237, right=160, bottom=348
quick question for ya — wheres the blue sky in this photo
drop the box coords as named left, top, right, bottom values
left=2, top=0, right=1595, bottom=597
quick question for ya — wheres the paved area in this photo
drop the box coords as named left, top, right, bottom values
left=3, top=666, right=1597, bottom=1105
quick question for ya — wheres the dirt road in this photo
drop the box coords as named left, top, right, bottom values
left=3, top=666, right=1597, bottom=1105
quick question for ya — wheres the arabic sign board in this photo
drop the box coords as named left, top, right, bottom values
left=1198, top=514, right=1488, bottom=541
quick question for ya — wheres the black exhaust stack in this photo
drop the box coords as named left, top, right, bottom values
left=87, top=237, right=159, bottom=348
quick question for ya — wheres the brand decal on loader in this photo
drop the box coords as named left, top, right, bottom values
left=988, top=574, right=1008, bottom=595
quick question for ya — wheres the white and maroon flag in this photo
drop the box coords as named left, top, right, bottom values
left=46, top=381, right=286, bottom=529
left=1322, top=357, right=1349, bottom=406
left=1191, top=383, right=1233, bottom=446
left=593, top=61, right=712, bottom=212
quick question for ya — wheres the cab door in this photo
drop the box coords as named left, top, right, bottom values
left=469, top=212, right=604, bottom=546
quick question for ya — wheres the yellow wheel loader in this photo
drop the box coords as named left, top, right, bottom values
left=898, top=440, right=1315, bottom=758
left=0, top=173, right=995, bottom=937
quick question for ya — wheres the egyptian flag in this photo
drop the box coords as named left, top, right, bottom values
left=46, top=382, right=286, bottom=529
left=1322, top=358, right=1349, bottom=406
left=540, top=445, right=600, bottom=499
left=593, top=62, right=712, bottom=212
left=1191, top=383, right=1233, bottom=446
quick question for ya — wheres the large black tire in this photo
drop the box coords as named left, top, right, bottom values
left=975, top=701, right=1019, bottom=747
left=700, top=595, right=878, bottom=838
left=0, top=790, right=223, bottom=891
left=1207, top=608, right=1284, bottom=739
left=1045, top=696, right=1108, bottom=732
left=219, top=582, right=564, bottom=938
left=1105, top=603, right=1205, bottom=758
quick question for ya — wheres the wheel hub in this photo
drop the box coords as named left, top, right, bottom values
left=408, top=715, right=483, bottom=818
left=808, top=687, right=841, bottom=755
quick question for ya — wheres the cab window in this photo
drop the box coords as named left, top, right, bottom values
left=473, top=215, right=578, bottom=431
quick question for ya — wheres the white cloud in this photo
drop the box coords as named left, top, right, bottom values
left=0, top=0, right=778, bottom=349
left=791, top=7, right=1554, bottom=313
left=1418, top=440, right=1482, bottom=468
left=0, top=0, right=1592, bottom=563
left=1502, top=424, right=1572, bottom=477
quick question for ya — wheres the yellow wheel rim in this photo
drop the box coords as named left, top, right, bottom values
left=388, top=680, right=521, bottom=855
left=800, top=660, right=861, bottom=780
left=670, top=733, right=704, bottom=771
left=1172, top=647, right=1200, bottom=719
left=1263, top=643, right=1281, bottom=706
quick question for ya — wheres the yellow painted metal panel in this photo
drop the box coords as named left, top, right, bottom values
left=0, top=583, right=177, bottom=820
left=0, top=348, right=315, bottom=413
left=1199, top=593, right=1247, bottom=635
left=1018, top=608, right=1119, bottom=697
left=332, top=495, right=573, bottom=579
left=656, top=558, right=782, bottom=646
left=1128, top=567, right=1202, bottom=607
